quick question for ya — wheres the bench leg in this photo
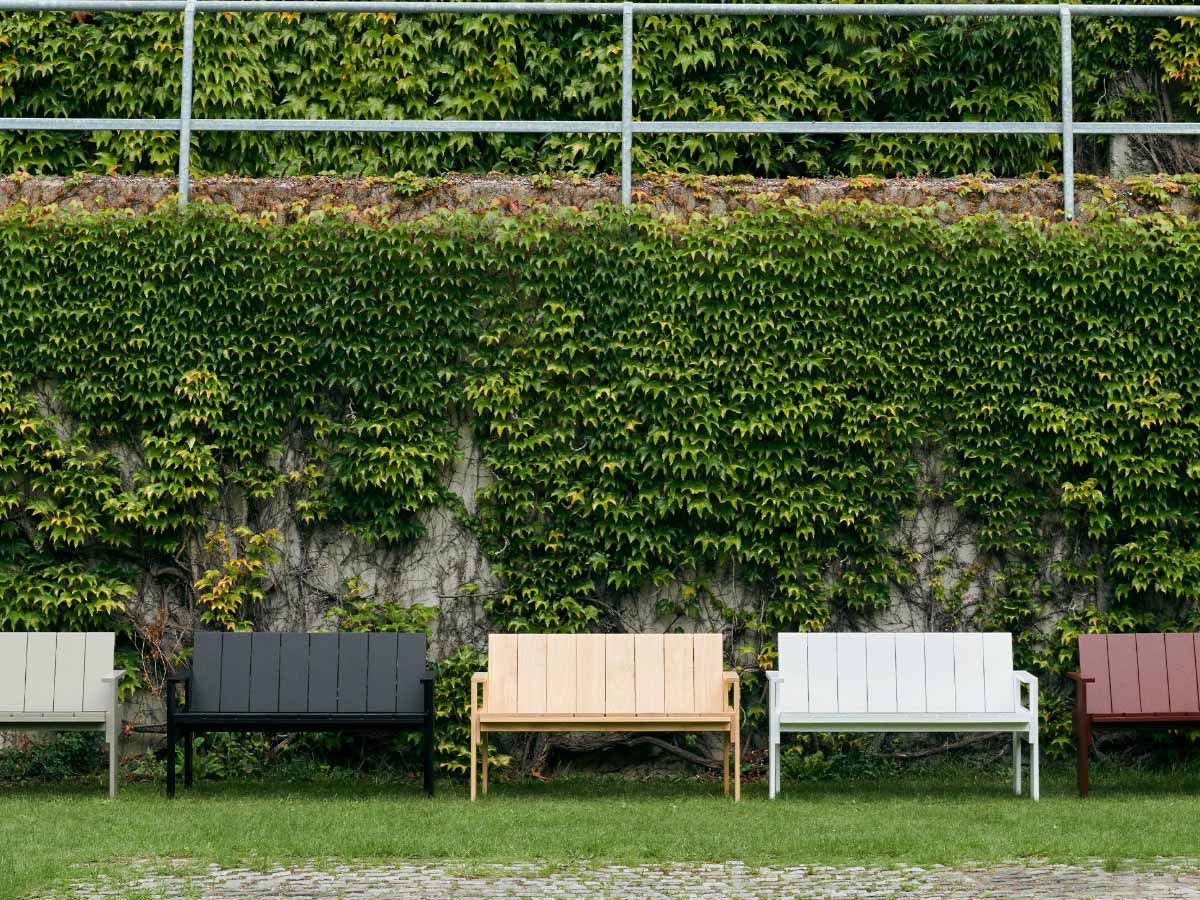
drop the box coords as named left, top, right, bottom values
left=1030, top=734, right=1040, bottom=802
left=722, top=733, right=730, bottom=798
left=423, top=716, right=435, bottom=798
left=768, top=739, right=778, bottom=800
left=184, top=731, right=194, bottom=790
left=1013, top=732, right=1022, bottom=796
left=166, top=721, right=177, bottom=799
left=108, top=723, right=119, bottom=800
left=470, top=719, right=478, bottom=802
left=733, top=720, right=740, bottom=802
left=482, top=732, right=489, bottom=797
left=1075, top=714, right=1091, bottom=798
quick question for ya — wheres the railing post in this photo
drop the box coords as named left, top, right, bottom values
left=621, top=0, right=633, bottom=205
left=1059, top=5, right=1074, bottom=221
left=178, top=0, right=197, bottom=211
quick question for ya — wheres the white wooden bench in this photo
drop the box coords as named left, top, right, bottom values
left=471, top=633, right=740, bottom=800
left=0, top=633, right=125, bottom=797
left=767, top=632, right=1038, bottom=800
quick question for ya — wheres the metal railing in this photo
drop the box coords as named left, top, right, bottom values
left=3, top=1, right=1200, bottom=218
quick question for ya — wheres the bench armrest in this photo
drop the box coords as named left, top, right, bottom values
left=1067, top=671, right=1094, bottom=716
left=101, top=670, right=126, bottom=684
left=1014, top=670, right=1038, bottom=721
left=471, top=672, right=487, bottom=716
left=723, top=670, right=739, bottom=715
left=420, top=670, right=436, bottom=683
left=766, top=670, right=782, bottom=716
left=166, top=668, right=192, bottom=716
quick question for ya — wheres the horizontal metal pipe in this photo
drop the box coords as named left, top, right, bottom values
left=7, top=117, right=1200, bottom=137
left=635, top=3, right=1200, bottom=15
left=192, top=117, right=622, bottom=132
left=1075, top=121, right=1200, bottom=134
left=2, top=1, right=1199, bottom=14
left=632, top=120, right=1061, bottom=133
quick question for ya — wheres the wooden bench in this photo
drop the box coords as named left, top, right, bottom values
left=1072, top=632, right=1200, bottom=797
left=166, top=631, right=435, bottom=797
left=470, top=633, right=740, bottom=800
left=768, top=632, right=1039, bottom=800
left=0, top=632, right=125, bottom=798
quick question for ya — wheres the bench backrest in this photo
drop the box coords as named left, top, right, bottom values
left=777, top=632, right=1016, bottom=715
left=191, top=632, right=427, bottom=715
left=1079, top=633, right=1200, bottom=716
left=0, top=632, right=115, bottom=714
left=486, top=633, right=726, bottom=716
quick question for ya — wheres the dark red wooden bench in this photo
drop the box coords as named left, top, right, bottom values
left=1071, top=633, right=1200, bottom=796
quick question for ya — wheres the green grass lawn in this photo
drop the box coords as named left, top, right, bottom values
left=4, top=765, right=1200, bottom=899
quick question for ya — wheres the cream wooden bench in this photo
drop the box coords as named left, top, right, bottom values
left=0, top=632, right=125, bottom=797
left=768, top=632, right=1038, bottom=800
left=471, top=633, right=740, bottom=800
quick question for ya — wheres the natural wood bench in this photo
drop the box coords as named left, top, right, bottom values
left=768, top=632, right=1039, bottom=800
left=166, top=631, right=435, bottom=797
left=1072, top=632, right=1200, bottom=797
left=0, top=632, right=125, bottom=797
left=471, top=633, right=740, bottom=800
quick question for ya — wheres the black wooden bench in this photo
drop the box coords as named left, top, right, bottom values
left=166, top=632, right=434, bottom=797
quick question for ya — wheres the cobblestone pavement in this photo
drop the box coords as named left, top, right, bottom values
left=56, top=859, right=1200, bottom=899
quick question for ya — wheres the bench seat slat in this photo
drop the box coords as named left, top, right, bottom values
left=0, top=633, right=28, bottom=713
left=517, top=634, right=547, bottom=715
left=1166, top=633, right=1200, bottom=713
left=836, top=634, right=867, bottom=713
left=692, top=634, right=724, bottom=715
left=808, top=634, right=838, bottom=713
left=865, top=634, right=897, bottom=714
left=982, top=633, right=1015, bottom=713
left=219, top=633, right=252, bottom=713
left=366, top=634, right=398, bottom=714
left=895, top=634, right=927, bottom=713
left=24, top=634, right=57, bottom=712
left=278, top=634, right=310, bottom=713
left=338, top=633, right=368, bottom=714
left=249, top=633, right=282, bottom=713
left=307, top=634, right=339, bottom=713
left=1107, top=634, right=1142, bottom=714
left=53, top=633, right=86, bottom=713
left=192, top=632, right=223, bottom=713
left=1078, top=634, right=1112, bottom=715
left=546, top=635, right=577, bottom=715
left=924, top=634, right=956, bottom=713
left=394, top=634, right=428, bottom=714
left=82, top=633, right=115, bottom=713
left=575, top=634, right=606, bottom=715
left=635, top=634, right=665, bottom=715
left=664, top=634, right=695, bottom=715
left=487, top=634, right=518, bottom=714
left=605, top=635, right=636, bottom=716
left=953, top=634, right=986, bottom=713
left=1136, top=633, right=1171, bottom=714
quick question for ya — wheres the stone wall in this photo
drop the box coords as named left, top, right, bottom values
left=3, top=172, right=1200, bottom=223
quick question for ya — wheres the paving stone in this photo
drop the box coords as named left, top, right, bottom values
left=48, top=859, right=1200, bottom=899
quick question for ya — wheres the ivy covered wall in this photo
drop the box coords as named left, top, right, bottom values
left=1, top=196, right=1199, bottom=764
